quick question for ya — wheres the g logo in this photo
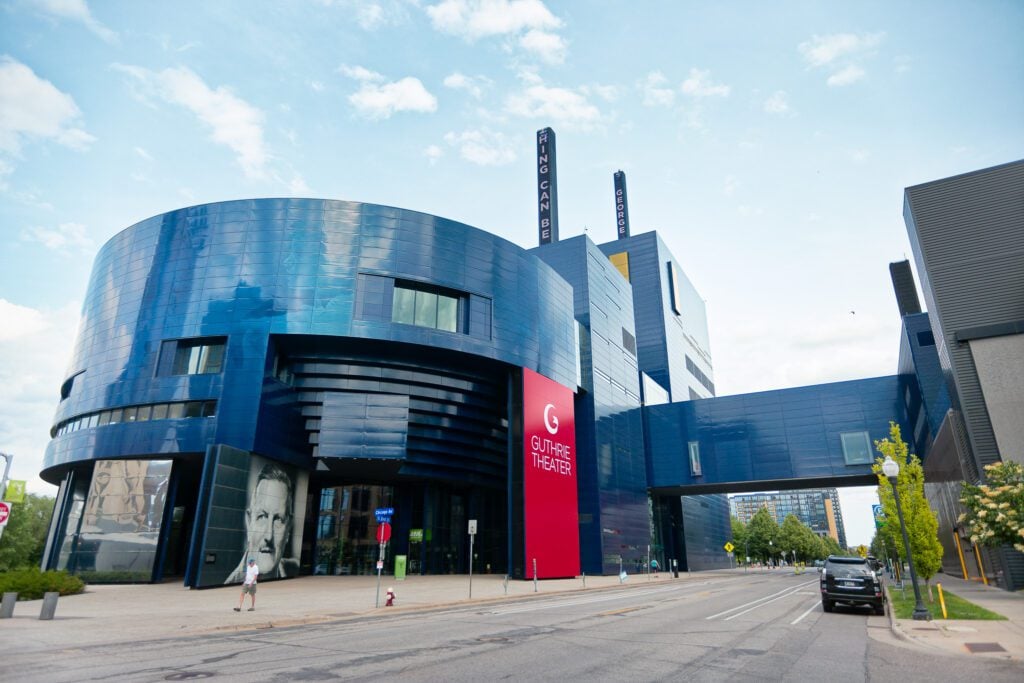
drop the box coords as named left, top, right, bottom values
left=543, top=403, right=559, bottom=435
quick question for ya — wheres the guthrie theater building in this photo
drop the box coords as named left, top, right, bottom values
left=39, top=193, right=723, bottom=586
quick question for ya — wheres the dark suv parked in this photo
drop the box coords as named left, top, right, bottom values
left=820, top=555, right=885, bottom=615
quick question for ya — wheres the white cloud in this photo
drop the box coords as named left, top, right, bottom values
left=639, top=71, right=675, bottom=107
left=349, top=77, right=438, bottom=120
left=113, top=64, right=269, bottom=178
left=827, top=65, right=866, bottom=87
left=681, top=68, right=730, bottom=98
left=0, top=57, right=96, bottom=156
left=357, top=2, right=386, bottom=30
left=288, top=174, right=310, bottom=195
left=505, top=84, right=603, bottom=131
left=21, top=222, right=94, bottom=252
left=849, top=148, right=870, bottom=163
left=310, top=80, right=326, bottom=92
left=519, top=29, right=566, bottom=64
left=38, top=0, right=117, bottom=43
left=894, top=55, right=913, bottom=74
left=426, top=0, right=561, bottom=40
left=443, top=72, right=490, bottom=99
left=0, top=299, right=81, bottom=494
left=338, top=64, right=384, bottom=82
left=799, top=32, right=884, bottom=67
left=443, top=128, right=517, bottom=166
left=799, top=32, right=884, bottom=86
left=763, top=90, right=791, bottom=114
left=424, top=144, right=443, bottom=165
left=134, top=146, right=153, bottom=161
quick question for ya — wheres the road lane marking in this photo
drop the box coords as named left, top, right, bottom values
left=486, top=584, right=696, bottom=615
left=705, top=579, right=818, bottom=620
left=790, top=599, right=821, bottom=624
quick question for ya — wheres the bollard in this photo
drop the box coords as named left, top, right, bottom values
left=582, top=572, right=586, bottom=589
left=503, top=574, right=509, bottom=595
left=39, top=592, right=59, bottom=620
left=532, top=558, right=538, bottom=593
left=1, top=592, right=16, bottom=618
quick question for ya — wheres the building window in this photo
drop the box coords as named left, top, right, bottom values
left=688, top=441, right=702, bottom=476
left=392, top=283, right=461, bottom=333
left=622, top=328, right=637, bottom=356
left=917, top=330, right=935, bottom=346
left=840, top=431, right=873, bottom=465
left=161, top=337, right=226, bottom=376
left=51, top=400, right=217, bottom=438
left=667, top=261, right=682, bottom=316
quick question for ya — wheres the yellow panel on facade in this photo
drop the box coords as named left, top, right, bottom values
left=608, top=252, right=630, bottom=282
left=824, top=497, right=839, bottom=541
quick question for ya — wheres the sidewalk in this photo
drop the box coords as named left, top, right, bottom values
left=887, top=573, right=1024, bottom=661
left=0, top=571, right=680, bottom=652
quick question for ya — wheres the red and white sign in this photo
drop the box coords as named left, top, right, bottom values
left=0, top=501, right=10, bottom=527
left=523, top=367, right=579, bottom=578
left=376, top=522, right=392, bottom=543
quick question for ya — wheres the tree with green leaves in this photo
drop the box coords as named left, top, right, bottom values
left=0, top=494, right=55, bottom=571
left=959, top=460, right=1024, bottom=553
left=777, top=514, right=805, bottom=563
left=872, top=421, right=943, bottom=595
left=746, top=506, right=780, bottom=564
left=730, top=516, right=748, bottom=563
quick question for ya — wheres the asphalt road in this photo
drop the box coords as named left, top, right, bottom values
left=8, top=572, right=1022, bottom=682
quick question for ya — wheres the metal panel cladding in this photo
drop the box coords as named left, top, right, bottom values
left=43, top=198, right=577, bottom=480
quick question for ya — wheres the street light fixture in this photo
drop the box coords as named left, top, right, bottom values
left=882, top=455, right=931, bottom=621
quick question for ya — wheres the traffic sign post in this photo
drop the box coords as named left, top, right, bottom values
left=468, top=519, right=477, bottom=599
left=373, top=510, right=394, bottom=608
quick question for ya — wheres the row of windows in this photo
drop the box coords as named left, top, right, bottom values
left=685, top=355, right=716, bottom=395
left=52, top=400, right=217, bottom=438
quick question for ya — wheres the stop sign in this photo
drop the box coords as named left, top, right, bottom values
left=376, top=522, right=392, bottom=543
left=0, top=501, right=10, bottom=526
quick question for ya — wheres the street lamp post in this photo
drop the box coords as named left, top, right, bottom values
left=882, top=455, right=931, bottom=621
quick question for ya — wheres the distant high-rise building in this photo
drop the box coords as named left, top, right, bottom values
left=730, top=489, right=847, bottom=549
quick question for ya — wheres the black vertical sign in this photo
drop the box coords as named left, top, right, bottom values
left=614, top=170, right=630, bottom=239
left=537, top=127, right=559, bottom=244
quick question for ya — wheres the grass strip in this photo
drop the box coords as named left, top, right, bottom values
left=887, top=585, right=1006, bottom=620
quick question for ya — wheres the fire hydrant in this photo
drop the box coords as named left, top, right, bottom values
left=385, top=587, right=396, bottom=607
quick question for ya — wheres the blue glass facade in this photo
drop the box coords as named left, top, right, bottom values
left=533, top=236, right=647, bottom=574
left=645, top=376, right=913, bottom=493
left=39, top=197, right=936, bottom=584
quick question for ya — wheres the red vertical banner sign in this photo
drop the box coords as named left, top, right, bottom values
left=523, top=367, right=580, bottom=578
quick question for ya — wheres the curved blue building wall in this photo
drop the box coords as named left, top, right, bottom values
left=44, top=198, right=577, bottom=481
left=40, top=198, right=581, bottom=583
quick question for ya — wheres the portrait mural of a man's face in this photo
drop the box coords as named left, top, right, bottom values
left=215, top=454, right=307, bottom=585
left=246, top=462, right=294, bottom=578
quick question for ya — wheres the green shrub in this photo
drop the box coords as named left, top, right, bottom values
left=0, top=568, right=86, bottom=601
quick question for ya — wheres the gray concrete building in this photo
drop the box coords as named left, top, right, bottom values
left=904, top=159, right=1024, bottom=590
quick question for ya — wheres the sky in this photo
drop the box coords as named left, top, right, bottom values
left=1, top=1, right=1022, bottom=548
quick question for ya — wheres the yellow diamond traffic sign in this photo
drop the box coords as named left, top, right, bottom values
left=723, top=542, right=735, bottom=553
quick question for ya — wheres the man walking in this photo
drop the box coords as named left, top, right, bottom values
left=234, top=558, right=259, bottom=611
